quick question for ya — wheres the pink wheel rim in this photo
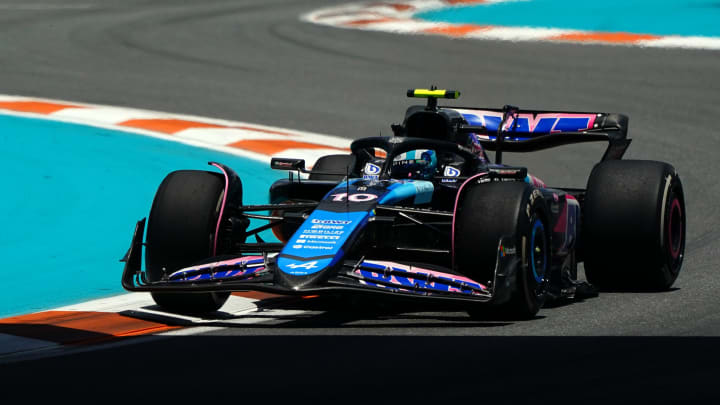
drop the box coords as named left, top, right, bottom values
left=668, top=198, right=682, bottom=259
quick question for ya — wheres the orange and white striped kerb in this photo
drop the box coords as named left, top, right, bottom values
left=0, top=96, right=353, bottom=360
left=0, top=96, right=352, bottom=168
left=303, top=0, right=720, bottom=50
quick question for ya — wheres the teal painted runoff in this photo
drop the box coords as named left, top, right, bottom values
left=416, top=0, right=720, bottom=37
left=0, top=114, right=283, bottom=318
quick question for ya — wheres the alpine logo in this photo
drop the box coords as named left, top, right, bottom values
left=285, top=261, right=319, bottom=270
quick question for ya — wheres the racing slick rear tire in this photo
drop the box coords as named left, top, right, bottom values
left=145, top=170, right=231, bottom=314
left=455, top=181, right=550, bottom=320
left=583, top=160, right=685, bottom=291
left=309, top=154, right=356, bottom=181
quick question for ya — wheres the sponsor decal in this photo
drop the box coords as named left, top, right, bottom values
left=299, top=234, right=341, bottom=239
left=460, top=111, right=597, bottom=135
left=442, top=166, right=460, bottom=183
left=364, top=163, right=380, bottom=174
left=363, top=163, right=381, bottom=180
left=311, top=224, right=344, bottom=230
left=279, top=210, right=369, bottom=275
left=444, top=166, right=460, bottom=177
left=303, top=229, right=343, bottom=234
left=296, top=245, right=332, bottom=250
left=500, top=246, right=517, bottom=257
left=311, top=219, right=352, bottom=225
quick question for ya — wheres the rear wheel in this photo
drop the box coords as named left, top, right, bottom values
left=583, top=160, right=685, bottom=290
left=454, top=181, right=550, bottom=319
left=145, top=170, right=231, bottom=314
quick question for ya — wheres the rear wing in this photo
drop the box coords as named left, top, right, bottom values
left=448, top=107, right=631, bottom=161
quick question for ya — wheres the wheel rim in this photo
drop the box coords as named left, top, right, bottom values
left=668, top=197, right=683, bottom=260
left=530, top=219, right=547, bottom=284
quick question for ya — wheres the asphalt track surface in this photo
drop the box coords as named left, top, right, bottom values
left=1, top=0, right=719, bottom=401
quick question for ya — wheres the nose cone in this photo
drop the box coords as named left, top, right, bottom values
left=275, top=208, right=371, bottom=289
left=274, top=259, right=336, bottom=290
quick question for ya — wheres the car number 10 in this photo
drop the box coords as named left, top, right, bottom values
left=330, top=193, right=378, bottom=202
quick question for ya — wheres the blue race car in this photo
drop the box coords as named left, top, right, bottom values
left=122, top=88, right=686, bottom=319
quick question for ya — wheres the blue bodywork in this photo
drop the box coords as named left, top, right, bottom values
left=277, top=179, right=434, bottom=276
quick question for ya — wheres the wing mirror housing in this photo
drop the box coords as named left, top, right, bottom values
left=271, top=157, right=306, bottom=171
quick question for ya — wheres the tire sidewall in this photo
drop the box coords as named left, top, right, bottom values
left=146, top=170, right=225, bottom=281
left=514, top=187, right=550, bottom=316
left=145, top=170, right=231, bottom=313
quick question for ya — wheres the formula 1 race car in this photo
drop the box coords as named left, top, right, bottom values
left=121, top=88, right=686, bottom=319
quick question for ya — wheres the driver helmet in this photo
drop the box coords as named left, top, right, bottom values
left=391, top=149, right=437, bottom=180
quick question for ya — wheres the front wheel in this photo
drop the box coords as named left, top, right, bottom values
left=454, top=181, right=550, bottom=319
left=145, top=170, right=232, bottom=314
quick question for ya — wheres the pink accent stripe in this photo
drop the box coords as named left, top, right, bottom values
left=553, top=197, right=569, bottom=233
left=364, top=260, right=487, bottom=289
left=169, top=255, right=264, bottom=278
left=451, top=172, right=487, bottom=269
left=210, top=163, right=229, bottom=256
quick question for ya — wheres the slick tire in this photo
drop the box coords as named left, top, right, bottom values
left=145, top=170, right=231, bottom=314
left=583, top=160, right=685, bottom=291
left=455, top=181, right=550, bottom=320
left=309, top=154, right=356, bottom=181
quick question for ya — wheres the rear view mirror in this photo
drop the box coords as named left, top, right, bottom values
left=271, top=157, right=306, bottom=171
